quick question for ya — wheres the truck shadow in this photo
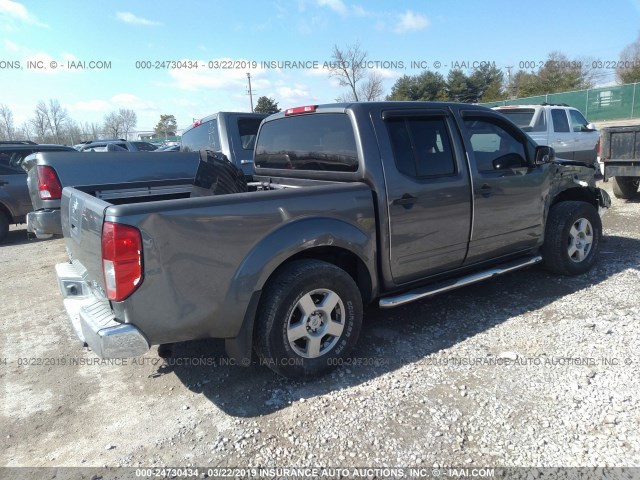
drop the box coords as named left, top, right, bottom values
left=1, top=227, right=45, bottom=246
left=162, top=234, right=639, bottom=417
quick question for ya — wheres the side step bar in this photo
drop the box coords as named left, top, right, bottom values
left=379, top=255, right=543, bottom=308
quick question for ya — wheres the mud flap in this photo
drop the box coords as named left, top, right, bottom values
left=224, top=290, right=262, bottom=365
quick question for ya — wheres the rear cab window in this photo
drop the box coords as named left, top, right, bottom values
left=255, top=113, right=358, bottom=172
left=181, top=119, right=221, bottom=152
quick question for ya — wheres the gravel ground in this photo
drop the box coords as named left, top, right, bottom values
left=1, top=180, right=639, bottom=474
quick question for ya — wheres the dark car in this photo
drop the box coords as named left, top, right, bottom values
left=0, top=141, right=76, bottom=242
left=79, top=139, right=158, bottom=152
left=155, top=144, right=180, bottom=152
left=181, top=112, right=268, bottom=175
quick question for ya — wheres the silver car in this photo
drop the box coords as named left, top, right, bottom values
left=493, top=104, right=599, bottom=164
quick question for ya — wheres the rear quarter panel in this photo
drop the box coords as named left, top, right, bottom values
left=106, top=183, right=377, bottom=345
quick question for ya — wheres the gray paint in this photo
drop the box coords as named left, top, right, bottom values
left=59, top=101, right=608, bottom=354
left=26, top=112, right=265, bottom=237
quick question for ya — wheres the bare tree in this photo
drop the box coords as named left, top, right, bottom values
left=64, top=120, right=81, bottom=145
left=47, top=99, right=69, bottom=143
left=328, top=42, right=368, bottom=101
left=0, top=104, right=15, bottom=140
left=89, top=122, right=101, bottom=139
left=119, top=108, right=137, bottom=140
left=31, top=102, right=50, bottom=142
left=328, top=43, right=387, bottom=101
left=103, top=111, right=123, bottom=138
left=19, top=122, right=33, bottom=141
left=358, top=71, right=385, bottom=101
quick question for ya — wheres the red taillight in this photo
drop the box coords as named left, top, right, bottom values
left=284, top=105, right=317, bottom=116
left=37, top=165, right=62, bottom=200
left=102, top=222, right=143, bottom=302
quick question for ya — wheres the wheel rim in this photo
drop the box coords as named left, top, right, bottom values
left=286, top=288, right=345, bottom=359
left=567, top=217, right=594, bottom=263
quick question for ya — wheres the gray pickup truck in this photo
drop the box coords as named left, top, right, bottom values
left=55, top=102, right=610, bottom=379
left=0, top=142, right=76, bottom=243
left=600, top=124, right=640, bottom=199
left=25, top=112, right=267, bottom=238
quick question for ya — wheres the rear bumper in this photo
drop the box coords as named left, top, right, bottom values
left=27, top=209, right=61, bottom=238
left=603, top=162, right=640, bottom=181
left=55, top=262, right=149, bottom=358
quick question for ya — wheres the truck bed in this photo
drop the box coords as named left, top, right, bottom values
left=60, top=178, right=377, bottom=346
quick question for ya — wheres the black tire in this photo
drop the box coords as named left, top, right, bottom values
left=612, top=176, right=639, bottom=199
left=0, top=211, right=9, bottom=244
left=254, top=259, right=363, bottom=379
left=542, top=201, right=601, bottom=276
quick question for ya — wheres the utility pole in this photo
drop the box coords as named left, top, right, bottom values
left=246, top=72, right=254, bottom=112
left=506, top=66, right=514, bottom=99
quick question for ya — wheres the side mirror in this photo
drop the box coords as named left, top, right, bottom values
left=493, top=153, right=526, bottom=170
left=534, top=145, right=555, bottom=165
left=581, top=123, right=597, bottom=132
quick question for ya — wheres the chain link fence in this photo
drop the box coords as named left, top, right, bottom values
left=482, top=83, right=639, bottom=121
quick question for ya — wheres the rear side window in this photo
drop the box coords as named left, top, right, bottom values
left=132, top=141, right=158, bottom=151
left=181, top=119, right=221, bottom=152
left=551, top=109, right=570, bottom=133
left=237, top=117, right=263, bottom=151
left=386, top=117, right=455, bottom=177
left=0, top=149, right=33, bottom=174
left=255, top=114, right=358, bottom=172
left=496, top=108, right=547, bottom=133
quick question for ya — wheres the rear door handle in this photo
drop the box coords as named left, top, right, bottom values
left=392, top=194, right=417, bottom=206
left=479, top=184, right=492, bottom=197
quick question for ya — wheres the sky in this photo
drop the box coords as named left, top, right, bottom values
left=1, top=0, right=639, bottom=135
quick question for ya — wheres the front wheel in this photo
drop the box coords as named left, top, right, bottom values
left=254, top=259, right=363, bottom=379
left=542, top=201, right=602, bottom=276
left=612, top=176, right=639, bottom=199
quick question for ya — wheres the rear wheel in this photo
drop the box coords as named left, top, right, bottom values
left=254, top=259, right=363, bottom=379
left=542, top=201, right=601, bottom=276
left=612, top=176, right=639, bottom=199
left=0, top=211, right=9, bottom=244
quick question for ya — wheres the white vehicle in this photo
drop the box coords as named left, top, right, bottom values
left=493, top=104, right=599, bottom=164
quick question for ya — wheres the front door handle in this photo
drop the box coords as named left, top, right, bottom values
left=392, top=194, right=417, bottom=206
left=0, top=180, right=8, bottom=187
left=479, top=183, right=492, bottom=197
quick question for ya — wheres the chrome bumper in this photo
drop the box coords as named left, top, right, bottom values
left=55, top=262, right=149, bottom=358
left=27, top=209, right=61, bottom=239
